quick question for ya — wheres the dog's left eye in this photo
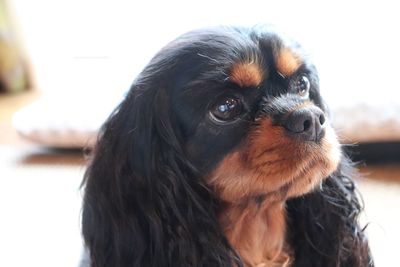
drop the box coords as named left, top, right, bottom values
left=209, top=96, right=243, bottom=122
left=293, top=75, right=310, bottom=97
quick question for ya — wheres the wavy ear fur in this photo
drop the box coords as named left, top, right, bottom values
left=286, top=157, right=374, bottom=267
left=81, top=66, right=239, bottom=267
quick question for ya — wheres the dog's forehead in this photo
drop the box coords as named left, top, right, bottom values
left=165, top=28, right=307, bottom=90
left=228, top=45, right=302, bottom=88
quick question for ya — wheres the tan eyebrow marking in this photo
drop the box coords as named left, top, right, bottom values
left=229, top=62, right=264, bottom=88
left=275, top=48, right=302, bottom=77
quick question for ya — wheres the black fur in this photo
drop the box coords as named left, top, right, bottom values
left=82, top=26, right=373, bottom=267
left=287, top=159, right=373, bottom=267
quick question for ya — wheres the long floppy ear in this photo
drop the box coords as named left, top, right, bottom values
left=286, top=156, right=374, bottom=267
left=81, top=72, right=239, bottom=267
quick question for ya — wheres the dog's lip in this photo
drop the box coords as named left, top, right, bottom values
left=255, top=142, right=322, bottom=169
left=243, top=158, right=321, bottom=203
left=281, top=126, right=326, bottom=144
left=255, top=149, right=335, bottom=201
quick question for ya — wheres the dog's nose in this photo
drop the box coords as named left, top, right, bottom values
left=282, top=107, right=325, bottom=142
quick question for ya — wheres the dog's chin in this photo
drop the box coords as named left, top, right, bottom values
left=208, top=119, right=341, bottom=204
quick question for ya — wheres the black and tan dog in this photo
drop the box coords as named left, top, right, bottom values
left=82, top=26, right=373, bottom=267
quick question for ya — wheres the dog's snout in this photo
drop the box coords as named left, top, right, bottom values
left=283, top=107, right=325, bottom=142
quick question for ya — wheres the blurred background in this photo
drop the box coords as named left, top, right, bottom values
left=1, top=0, right=399, bottom=266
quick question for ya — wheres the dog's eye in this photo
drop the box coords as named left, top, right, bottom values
left=210, top=96, right=243, bottom=122
left=294, top=75, right=310, bottom=97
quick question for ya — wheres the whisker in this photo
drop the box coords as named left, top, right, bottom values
left=252, top=158, right=286, bottom=169
left=197, top=53, right=219, bottom=64
left=254, top=145, right=280, bottom=159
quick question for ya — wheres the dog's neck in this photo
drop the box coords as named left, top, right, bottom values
left=218, top=198, right=291, bottom=267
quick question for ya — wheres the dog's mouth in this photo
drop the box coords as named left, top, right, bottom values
left=208, top=114, right=341, bottom=204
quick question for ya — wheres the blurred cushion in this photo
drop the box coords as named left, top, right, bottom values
left=330, top=100, right=400, bottom=143
left=12, top=93, right=122, bottom=148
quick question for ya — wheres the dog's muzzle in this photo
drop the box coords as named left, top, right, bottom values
left=260, top=95, right=327, bottom=143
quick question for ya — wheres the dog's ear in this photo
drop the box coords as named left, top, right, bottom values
left=286, top=157, right=373, bottom=267
left=81, top=72, right=239, bottom=267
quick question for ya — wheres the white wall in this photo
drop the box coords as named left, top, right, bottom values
left=11, top=0, right=400, bottom=102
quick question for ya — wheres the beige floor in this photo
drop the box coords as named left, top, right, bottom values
left=357, top=165, right=400, bottom=266
left=0, top=146, right=85, bottom=267
left=1, top=91, right=399, bottom=266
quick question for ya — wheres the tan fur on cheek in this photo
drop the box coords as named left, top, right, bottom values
left=208, top=119, right=301, bottom=203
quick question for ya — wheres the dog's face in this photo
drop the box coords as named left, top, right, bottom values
left=145, top=27, right=341, bottom=203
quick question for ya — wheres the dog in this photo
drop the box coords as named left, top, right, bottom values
left=81, top=26, right=373, bottom=267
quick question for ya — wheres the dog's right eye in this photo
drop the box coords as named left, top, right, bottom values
left=209, top=96, right=243, bottom=123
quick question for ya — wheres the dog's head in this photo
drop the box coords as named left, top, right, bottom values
left=83, top=27, right=356, bottom=267
left=134, top=27, right=341, bottom=203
